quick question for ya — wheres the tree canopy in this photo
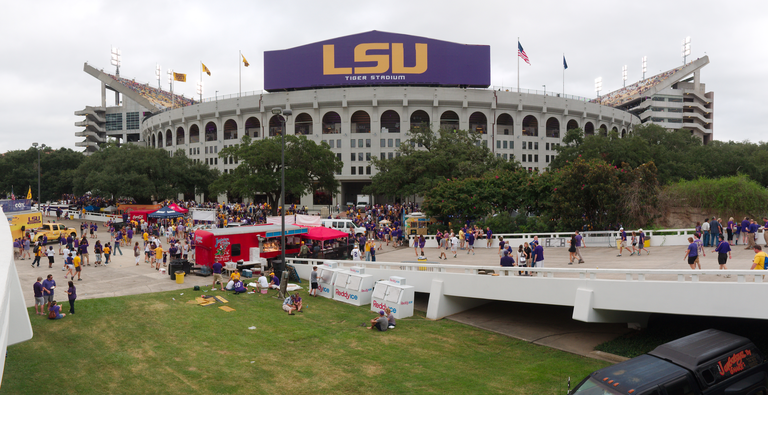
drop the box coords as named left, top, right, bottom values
left=0, top=146, right=85, bottom=202
left=365, top=128, right=520, bottom=199
left=210, top=135, right=343, bottom=215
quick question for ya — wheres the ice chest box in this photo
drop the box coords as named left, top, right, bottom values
left=370, top=276, right=414, bottom=319
left=332, top=266, right=375, bottom=306
left=317, top=261, right=343, bottom=299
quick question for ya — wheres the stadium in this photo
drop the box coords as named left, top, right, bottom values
left=76, top=31, right=712, bottom=208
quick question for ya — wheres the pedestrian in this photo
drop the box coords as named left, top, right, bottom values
left=104, top=242, right=112, bottom=265
left=711, top=217, right=721, bottom=247
left=310, top=266, right=319, bottom=297
left=31, top=241, right=43, bottom=267
left=438, top=235, right=448, bottom=260
left=79, top=236, right=90, bottom=266
left=532, top=241, right=544, bottom=271
left=41, top=274, right=56, bottom=306
left=713, top=234, right=732, bottom=277
left=58, top=233, right=66, bottom=255
left=450, top=234, right=459, bottom=258
left=48, top=300, right=65, bottom=320
left=574, top=230, right=585, bottom=263
left=23, top=237, right=31, bottom=260
left=66, top=281, right=77, bottom=314
left=617, top=228, right=631, bottom=257
left=46, top=245, right=55, bottom=268
left=64, top=252, right=75, bottom=280
left=701, top=218, right=711, bottom=247
left=114, top=230, right=123, bottom=255
left=727, top=217, right=735, bottom=245
left=466, top=231, right=475, bottom=255
left=637, top=229, right=650, bottom=255
left=94, top=240, right=103, bottom=266
left=629, top=231, right=638, bottom=256
left=568, top=235, right=577, bottom=264
left=134, top=241, right=141, bottom=266
left=750, top=245, right=768, bottom=271
left=33, top=277, right=45, bottom=315
left=683, top=237, right=698, bottom=270
left=523, top=242, right=532, bottom=275
left=498, top=236, right=506, bottom=257
left=73, top=251, right=82, bottom=281
left=486, top=227, right=493, bottom=248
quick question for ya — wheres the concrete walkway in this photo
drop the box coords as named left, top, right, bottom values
left=16, top=218, right=758, bottom=362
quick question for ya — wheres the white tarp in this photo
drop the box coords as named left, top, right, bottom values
left=267, top=215, right=294, bottom=225
left=296, top=215, right=322, bottom=226
left=191, top=208, right=216, bottom=222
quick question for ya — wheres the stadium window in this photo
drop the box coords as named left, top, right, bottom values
left=366, top=166, right=371, bottom=175
left=328, top=141, right=334, bottom=149
left=522, top=141, right=527, bottom=150
left=223, top=157, right=227, bottom=165
left=358, top=152, right=363, bottom=162
left=106, top=113, right=123, bottom=131
left=528, top=167, right=532, bottom=172
left=534, top=167, right=539, bottom=172
left=496, top=140, right=501, bottom=149
left=546, top=143, right=550, bottom=151
left=358, top=167, right=364, bottom=175
left=351, top=153, right=356, bottom=161
left=503, top=141, right=507, bottom=149
left=214, top=145, right=218, bottom=153
left=395, top=139, right=400, bottom=147
left=366, top=139, right=371, bottom=148
left=551, top=155, right=555, bottom=163
left=126, top=112, right=139, bottom=130
left=534, top=154, right=538, bottom=162
left=534, top=142, right=538, bottom=150
left=388, top=152, right=393, bottom=160
left=229, top=157, right=233, bottom=164
left=351, top=139, right=356, bottom=148
left=380, top=152, right=385, bottom=160
left=366, top=152, right=371, bottom=161
left=503, top=154, right=508, bottom=160
left=546, top=155, right=550, bottom=163
left=380, top=139, right=385, bottom=147
left=336, top=153, right=341, bottom=160
left=388, top=139, right=393, bottom=147
left=496, top=153, right=501, bottom=158
left=510, top=141, right=514, bottom=149
left=351, top=167, right=356, bottom=175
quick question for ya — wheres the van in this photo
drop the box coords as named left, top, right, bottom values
left=321, top=219, right=365, bottom=235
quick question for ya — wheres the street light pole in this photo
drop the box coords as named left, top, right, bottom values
left=32, top=142, right=41, bottom=208
left=271, top=107, right=292, bottom=282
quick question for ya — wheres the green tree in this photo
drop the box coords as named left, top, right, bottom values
left=366, top=128, right=520, bottom=199
left=0, top=145, right=85, bottom=202
left=211, top=135, right=342, bottom=215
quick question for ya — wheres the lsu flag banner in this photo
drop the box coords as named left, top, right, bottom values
left=202, top=63, right=211, bottom=76
left=242, top=54, right=249, bottom=67
left=26, top=187, right=32, bottom=200
left=173, top=72, right=187, bottom=82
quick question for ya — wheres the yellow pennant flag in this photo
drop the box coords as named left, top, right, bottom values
left=242, top=54, right=249, bottom=67
left=26, top=186, right=32, bottom=199
left=173, top=72, right=187, bottom=82
left=202, top=63, right=211, bottom=76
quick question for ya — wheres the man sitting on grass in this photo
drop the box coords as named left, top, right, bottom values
left=282, top=295, right=297, bottom=315
left=268, top=272, right=280, bottom=290
left=232, top=280, right=247, bottom=294
left=367, top=310, right=388, bottom=331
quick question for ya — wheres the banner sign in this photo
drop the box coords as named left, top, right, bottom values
left=0, top=199, right=32, bottom=213
left=264, top=31, right=490, bottom=91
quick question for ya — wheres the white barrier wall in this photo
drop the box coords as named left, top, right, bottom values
left=287, top=258, right=768, bottom=328
left=0, top=208, right=34, bottom=387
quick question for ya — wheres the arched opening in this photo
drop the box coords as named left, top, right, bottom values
left=166, top=130, right=172, bottom=147
left=322, top=111, right=341, bottom=134
left=380, top=110, right=400, bottom=133
left=189, top=124, right=200, bottom=143
left=566, top=119, right=579, bottom=131
left=469, top=112, right=487, bottom=134
left=621, top=128, right=627, bottom=138
left=584, top=122, right=595, bottom=136
left=151, top=134, right=156, bottom=148
left=410, top=110, right=430, bottom=132
left=205, top=122, right=217, bottom=141
left=546, top=118, right=560, bottom=138
left=440, top=110, right=460, bottom=132
left=157, top=132, right=163, bottom=147
left=176, top=127, right=185, bottom=145
left=245, top=117, right=260, bottom=138
left=294, top=113, right=313, bottom=135
left=497, top=113, right=514, bottom=135
left=351, top=110, right=371, bottom=133
left=522, top=115, right=538, bottom=136
left=599, top=124, right=608, bottom=135
left=223, top=119, right=238, bottom=140
left=612, top=126, right=619, bottom=134
left=269, top=115, right=285, bottom=136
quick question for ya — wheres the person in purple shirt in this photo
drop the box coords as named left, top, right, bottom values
left=741, top=217, right=751, bottom=247
left=66, top=281, right=77, bottom=314
left=486, top=227, right=493, bottom=249
left=574, top=230, right=585, bottom=263
left=748, top=219, right=760, bottom=250
left=59, top=234, right=67, bottom=255
left=617, top=228, right=630, bottom=257
left=211, top=262, right=224, bottom=290
left=498, top=236, right=506, bottom=257
left=713, top=234, right=732, bottom=276
left=48, top=301, right=65, bottom=319
left=127, top=227, right=134, bottom=244
left=466, top=231, right=475, bottom=255
left=637, top=229, right=649, bottom=255
left=79, top=237, right=90, bottom=266
left=727, top=217, right=735, bottom=246
left=683, top=237, right=699, bottom=270
left=33, top=277, right=45, bottom=315
left=41, top=274, right=56, bottom=305
left=532, top=243, right=544, bottom=267
left=499, top=250, right=515, bottom=267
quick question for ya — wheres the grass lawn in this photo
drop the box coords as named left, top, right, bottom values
left=1, top=280, right=608, bottom=395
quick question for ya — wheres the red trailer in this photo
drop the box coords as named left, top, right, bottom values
left=193, top=224, right=309, bottom=266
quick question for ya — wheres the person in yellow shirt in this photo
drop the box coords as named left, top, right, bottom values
left=73, top=252, right=82, bottom=281
left=154, top=244, right=164, bottom=270
left=750, top=245, right=768, bottom=271
left=143, top=231, right=149, bottom=244
left=230, top=269, right=241, bottom=282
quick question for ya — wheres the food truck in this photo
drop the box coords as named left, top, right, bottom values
left=193, top=224, right=308, bottom=267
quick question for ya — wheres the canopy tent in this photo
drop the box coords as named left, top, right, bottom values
left=101, top=205, right=118, bottom=212
left=300, top=226, right=349, bottom=241
left=148, top=206, right=185, bottom=219
left=168, top=203, right=188, bottom=213
left=84, top=206, right=98, bottom=212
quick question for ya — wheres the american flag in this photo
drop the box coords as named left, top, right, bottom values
left=518, top=41, right=531, bottom=65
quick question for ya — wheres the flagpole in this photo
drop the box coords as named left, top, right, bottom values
left=563, top=54, right=565, bottom=95
left=200, top=61, right=203, bottom=103
left=517, top=37, right=520, bottom=91
left=239, top=50, right=242, bottom=97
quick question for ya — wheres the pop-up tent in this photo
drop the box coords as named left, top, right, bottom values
left=168, top=203, right=188, bottom=213
left=300, top=226, right=348, bottom=241
left=148, top=206, right=185, bottom=219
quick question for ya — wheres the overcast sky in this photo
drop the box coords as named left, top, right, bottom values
left=1, top=0, right=766, bottom=154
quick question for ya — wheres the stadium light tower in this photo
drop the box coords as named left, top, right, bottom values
left=642, top=56, right=647, bottom=80
left=622, top=65, right=627, bottom=88
left=156, top=64, right=161, bottom=90
left=682, top=37, right=691, bottom=64
left=111, top=47, right=121, bottom=76
left=595, top=77, right=602, bottom=98
left=271, top=107, right=292, bottom=295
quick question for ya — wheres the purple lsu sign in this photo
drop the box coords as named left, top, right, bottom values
left=264, top=31, right=490, bottom=91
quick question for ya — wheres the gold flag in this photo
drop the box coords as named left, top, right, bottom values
left=242, top=54, right=249, bottom=67
left=26, top=186, right=32, bottom=199
left=173, top=72, right=187, bottom=82
left=202, top=63, right=211, bottom=76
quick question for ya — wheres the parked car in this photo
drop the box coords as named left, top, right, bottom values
left=570, top=329, right=768, bottom=395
